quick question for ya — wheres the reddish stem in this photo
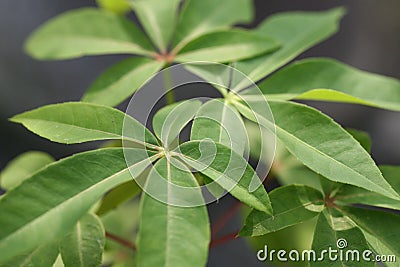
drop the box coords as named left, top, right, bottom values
left=106, top=231, right=136, bottom=251
left=210, top=231, right=240, bottom=248
left=211, top=201, right=242, bottom=238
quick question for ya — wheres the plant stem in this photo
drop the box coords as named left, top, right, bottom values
left=106, top=231, right=136, bottom=251
left=209, top=231, right=239, bottom=248
left=164, top=65, right=175, bottom=105
left=211, top=201, right=242, bottom=238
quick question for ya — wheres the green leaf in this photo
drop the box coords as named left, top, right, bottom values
left=346, top=128, right=371, bottom=153
left=152, top=100, right=202, bottom=148
left=172, top=0, right=253, bottom=52
left=137, top=158, right=210, bottom=267
left=311, top=212, right=373, bottom=267
left=0, top=151, right=54, bottom=190
left=234, top=100, right=400, bottom=200
left=82, top=57, right=163, bottom=107
left=233, top=8, right=344, bottom=89
left=60, top=213, right=105, bottom=267
left=191, top=99, right=248, bottom=155
left=96, top=0, right=131, bottom=15
left=363, top=231, right=398, bottom=267
left=259, top=58, right=400, bottom=111
left=240, top=185, right=323, bottom=236
left=340, top=206, right=400, bottom=257
left=176, top=140, right=272, bottom=213
left=25, top=8, right=155, bottom=60
left=0, top=148, right=156, bottom=264
left=131, top=0, right=181, bottom=53
left=1, top=241, right=59, bottom=267
left=175, top=29, right=280, bottom=63
left=11, top=102, right=158, bottom=147
left=96, top=180, right=142, bottom=216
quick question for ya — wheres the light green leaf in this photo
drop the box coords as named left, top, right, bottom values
left=152, top=100, right=202, bottom=148
left=172, top=0, right=253, bottom=52
left=60, top=213, right=105, bottom=267
left=234, top=100, right=400, bottom=200
left=0, top=151, right=54, bottom=190
left=96, top=0, right=131, bottom=15
left=0, top=148, right=156, bottom=264
left=233, top=8, right=344, bottom=89
left=175, top=29, right=280, bottom=63
left=96, top=180, right=142, bottom=216
left=137, top=158, right=210, bottom=267
left=259, top=58, right=400, bottom=111
left=82, top=57, right=163, bottom=107
left=176, top=140, right=272, bottom=213
left=1, top=241, right=59, bottom=267
left=131, top=0, right=181, bottom=53
left=340, top=206, right=400, bottom=257
left=311, top=212, right=373, bottom=267
left=11, top=102, right=158, bottom=148
left=363, top=231, right=398, bottom=267
left=240, top=185, right=323, bottom=236
left=25, top=8, right=155, bottom=60
left=191, top=99, right=248, bottom=155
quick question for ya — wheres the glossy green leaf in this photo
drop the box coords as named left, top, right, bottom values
left=96, top=0, right=131, bottom=15
left=311, top=212, right=373, bottom=267
left=173, top=0, right=253, bottom=52
left=11, top=102, right=158, bottom=147
left=191, top=99, right=248, bottom=155
left=1, top=241, right=59, bottom=267
left=176, top=140, right=272, bottom=213
left=137, top=158, right=210, bottom=267
left=96, top=180, right=142, bottom=216
left=175, top=30, right=280, bottom=63
left=259, top=58, right=400, bottom=111
left=82, top=57, right=163, bottom=107
left=240, top=185, right=323, bottom=236
left=131, top=0, right=181, bottom=52
left=340, top=206, right=400, bottom=257
left=0, top=148, right=156, bottom=263
left=234, top=100, right=399, bottom=200
left=60, top=213, right=105, bottom=267
left=152, top=100, right=202, bottom=147
left=0, top=151, right=54, bottom=190
left=25, top=8, right=155, bottom=60
left=233, top=8, right=344, bottom=89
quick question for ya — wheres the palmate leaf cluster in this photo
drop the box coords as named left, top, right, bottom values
left=0, top=0, right=400, bottom=266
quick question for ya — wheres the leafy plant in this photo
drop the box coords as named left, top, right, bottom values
left=1, top=1, right=400, bottom=266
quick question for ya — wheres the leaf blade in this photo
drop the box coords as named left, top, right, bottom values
left=25, top=8, right=155, bottom=60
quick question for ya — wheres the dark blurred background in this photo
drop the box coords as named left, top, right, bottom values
left=0, top=1, right=399, bottom=266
